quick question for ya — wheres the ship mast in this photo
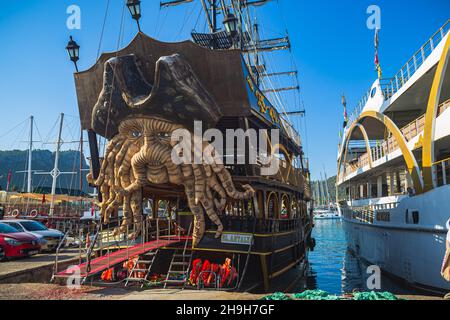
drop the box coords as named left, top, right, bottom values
left=159, top=0, right=299, bottom=117
left=323, top=168, right=331, bottom=209
left=49, top=113, right=64, bottom=216
left=27, top=116, right=34, bottom=193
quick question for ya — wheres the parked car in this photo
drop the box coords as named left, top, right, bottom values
left=0, top=245, right=4, bottom=261
left=2, top=220, right=63, bottom=252
left=0, top=223, right=41, bottom=259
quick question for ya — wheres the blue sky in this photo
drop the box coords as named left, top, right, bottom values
left=0, top=0, right=448, bottom=180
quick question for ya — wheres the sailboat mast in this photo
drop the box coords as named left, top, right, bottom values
left=27, top=116, right=34, bottom=193
left=50, top=113, right=64, bottom=216
left=318, top=175, right=324, bottom=207
left=323, top=169, right=331, bottom=208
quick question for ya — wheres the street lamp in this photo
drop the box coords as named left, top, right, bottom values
left=223, top=13, right=238, bottom=38
left=66, top=36, right=80, bottom=72
left=127, top=0, right=142, bottom=32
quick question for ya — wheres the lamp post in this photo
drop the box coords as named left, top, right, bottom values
left=127, top=0, right=142, bottom=32
left=66, top=36, right=80, bottom=72
left=223, top=12, right=238, bottom=47
left=65, top=35, right=102, bottom=201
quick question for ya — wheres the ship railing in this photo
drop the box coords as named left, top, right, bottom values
left=381, top=20, right=449, bottom=100
left=206, top=216, right=302, bottom=235
left=231, top=163, right=306, bottom=187
left=434, top=157, right=450, bottom=187
left=346, top=20, right=449, bottom=131
left=343, top=99, right=450, bottom=178
left=348, top=202, right=399, bottom=224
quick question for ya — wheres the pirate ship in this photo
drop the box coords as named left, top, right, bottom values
left=55, top=0, right=314, bottom=292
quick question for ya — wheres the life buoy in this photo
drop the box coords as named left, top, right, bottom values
left=11, top=209, right=19, bottom=218
left=29, top=210, right=38, bottom=218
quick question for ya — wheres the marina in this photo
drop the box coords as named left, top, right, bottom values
left=0, top=0, right=449, bottom=305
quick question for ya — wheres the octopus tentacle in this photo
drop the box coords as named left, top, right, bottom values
left=184, top=179, right=205, bottom=246
left=119, top=144, right=139, bottom=188
left=209, top=175, right=227, bottom=211
left=97, top=138, right=126, bottom=223
left=114, top=139, right=133, bottom=189
left=124, top=148, right=148, bottom=193
left=95, top=135, right=124, bottom=186
left=192, top=164, right=206, bottom=205
left=128, top=188, right=143, bottom=240
left=211, top=162, right=255, bottom=199
left=199, top=195, right=224, bottom=239
left=114, top=166, right=134, bottom=236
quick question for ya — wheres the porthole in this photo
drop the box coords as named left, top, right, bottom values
left=371, top=87, right=377, bottom=98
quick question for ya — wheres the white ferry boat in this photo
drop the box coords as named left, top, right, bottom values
left=337, top=20, right=450, bottom=293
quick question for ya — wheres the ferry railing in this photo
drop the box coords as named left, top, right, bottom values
left=434, top=158, right=450, bottom=187
left=346, top=20, right=449, bottom=131
left=343, top=99, right=450, bottom=179
left=381, top=20, right=449, bottom=100
left=349, top=203, right=399, bottom=224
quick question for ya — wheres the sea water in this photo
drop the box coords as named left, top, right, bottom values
left=306, top=219, right=416, bottom=295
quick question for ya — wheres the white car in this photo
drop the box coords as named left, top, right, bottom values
left=2, top=220, right=64, bottom=252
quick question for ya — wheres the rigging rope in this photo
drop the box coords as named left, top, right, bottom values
left=97, top=0, right=111, bottom=59
left=102, top=0, right=127, bottom=157
left=0, top=118, right=28, bottom=140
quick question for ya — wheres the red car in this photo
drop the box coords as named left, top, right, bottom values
left=0, top=223, right=41, bottom=259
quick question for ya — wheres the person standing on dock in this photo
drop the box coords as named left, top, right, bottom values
left=442, top=219, right=450, bottom=282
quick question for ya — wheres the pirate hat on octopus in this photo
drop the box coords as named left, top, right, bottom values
left=92, top=53, right=223, bottom=139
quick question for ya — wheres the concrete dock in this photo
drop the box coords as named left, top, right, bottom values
left=0, top=249, right=81, bottom=284
left=0, top=283, right=446, bottom=300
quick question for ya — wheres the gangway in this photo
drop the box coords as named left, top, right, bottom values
left=53, top=237, right=191, bottom=284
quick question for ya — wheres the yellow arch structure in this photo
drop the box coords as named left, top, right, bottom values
left=338, top=123, right=373, bottom=177
left=422, top=34, right=450, bottom=192
left=338, top=111, right=424, bottom=194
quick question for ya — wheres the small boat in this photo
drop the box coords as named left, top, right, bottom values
left=313, top=209, right=342, bottom=220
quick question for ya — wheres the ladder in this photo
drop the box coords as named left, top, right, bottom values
left=125, top=249, right=159, bottom=288
left=163, top=224, right=193, bottom=289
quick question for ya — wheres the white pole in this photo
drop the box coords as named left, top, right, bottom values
left=50, top=113, right=64, bottom=216
left=27, top=116, right=34, bottom=193
left=319, top=173, right=325, bottom=207
left=316, top=180, right=322, bottom=207
left=323, top=169, right=331, bottom=209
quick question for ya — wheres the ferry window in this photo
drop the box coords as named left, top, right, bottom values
left=406, top=210, right=420, bottom=224
left=412, top=211, right=420, bottom=224
left=371, top=87, right=377, bottom=98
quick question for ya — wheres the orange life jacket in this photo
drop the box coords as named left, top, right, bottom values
left=189, top=259, right=203, bottom=285
left=101, top=268, right=114, bottom=282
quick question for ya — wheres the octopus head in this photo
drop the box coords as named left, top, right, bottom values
left=119, top=117, right=184, bottom=186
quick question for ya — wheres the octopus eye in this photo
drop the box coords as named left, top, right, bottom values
left=132, top=131, right=142, bottom=138
left=158, top=132, right=171, bottom=139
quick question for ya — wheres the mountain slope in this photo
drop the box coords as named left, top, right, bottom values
left=0, top=149, right=92, bottom=194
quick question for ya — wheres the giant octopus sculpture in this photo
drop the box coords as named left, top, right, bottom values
left=88, top=54, right=255, bottom=246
